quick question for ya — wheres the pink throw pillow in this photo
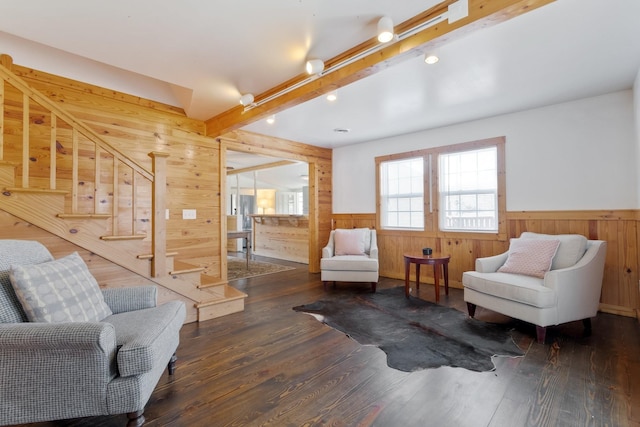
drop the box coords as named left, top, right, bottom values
left=334, top=229, right=366, bottom=256
left=498, top=238, right=560, bottom=278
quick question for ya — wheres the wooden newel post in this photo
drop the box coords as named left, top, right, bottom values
left=149, top=151, right=169, bottom=277
left=0, top=54, right=13, bottom=70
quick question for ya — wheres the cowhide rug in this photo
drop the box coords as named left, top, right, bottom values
left=293, top=287, right=525, bottom=372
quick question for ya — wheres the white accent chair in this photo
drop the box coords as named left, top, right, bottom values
left=321, top=228, right=379, bottom=292
left=462, top=232, right=607, bottom=344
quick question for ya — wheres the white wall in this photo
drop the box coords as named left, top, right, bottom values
left=0, top=31, right=187, bottom=108
left=634, top=69, right=640, bottom=205
left=333, top=90, right=637, bottom=213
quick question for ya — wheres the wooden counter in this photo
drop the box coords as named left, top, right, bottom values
left=250, top=215, right=309, bottom=264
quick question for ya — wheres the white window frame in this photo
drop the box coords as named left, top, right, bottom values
left=376, top=137, right=506, bottom=238
left=438, top=146, right=499, bottom=232
left=379, top=157, right=425, bottom=230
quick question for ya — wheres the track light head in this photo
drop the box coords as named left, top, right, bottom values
left=239, top=93, right=254, bottom=106
left=305, top=59, right=325, bottom=75
left=377, top=16, right=394, bottom=43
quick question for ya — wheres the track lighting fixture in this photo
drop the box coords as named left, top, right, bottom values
left=240, top=6, right=463, bottom=112
left=305, top=59, right=325, bottom=75
left=377, top=16, right=394, bottom=43
left=239, top=93, right=254, bottom=106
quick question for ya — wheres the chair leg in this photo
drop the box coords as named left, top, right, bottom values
left=127, top=410, right=145, bottom=427
left=583, top=318, right=592, bottom=336
left=536, top=326, right=547, bottom=344
left=168, top=353, right=177, bottom=375
left=323, top=281, right=328, bottom=291
left=371, top=282, right=377, bottom=293
left=466, top=302, right=476, bottom=318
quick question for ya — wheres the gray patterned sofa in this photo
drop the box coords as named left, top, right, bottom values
left=0, top=240, right=186, bottom=426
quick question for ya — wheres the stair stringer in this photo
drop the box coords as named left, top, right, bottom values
left=0, top=164, right=246, bottom=322
left=0, top=188, right=151, bottom=276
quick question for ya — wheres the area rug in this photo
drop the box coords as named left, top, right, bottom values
left=227, top=256, right=295, bottom=281
left=293, top=287, right=524, bottom=372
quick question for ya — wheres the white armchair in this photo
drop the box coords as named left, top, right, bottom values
left=321, top=228, right=379, bottom=292
left=462, top=232, right=607, bottom=343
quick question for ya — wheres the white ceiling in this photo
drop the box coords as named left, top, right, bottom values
left=1, top=0, right=639, bottom=178
left=244, top=0, right=640, bottom=147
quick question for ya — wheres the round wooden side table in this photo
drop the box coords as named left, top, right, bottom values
left=403, top=252, right=451, bottom=303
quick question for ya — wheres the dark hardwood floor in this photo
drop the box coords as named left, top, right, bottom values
left=12, top=256, right=640, bottom=427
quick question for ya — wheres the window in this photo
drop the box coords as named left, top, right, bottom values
left=376, top=137, right=505, bottom=236
left=379, top=157, right=424, bottom=230
left=439, top=146, right=498, bottom=232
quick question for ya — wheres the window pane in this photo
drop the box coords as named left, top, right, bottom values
left=380, top=157, right=424, bottom=230
left=439, top=146, right=498, bottom=232
left=397, top=212, right=411, bottom=228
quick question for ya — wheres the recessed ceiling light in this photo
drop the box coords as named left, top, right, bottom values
left=266, top=115, right=275, bottom=124
left=327, top=90, right=338, bottom=102
left=424, top=54, right=439, bottom=65
left=333, top=128, right=350, bottom=133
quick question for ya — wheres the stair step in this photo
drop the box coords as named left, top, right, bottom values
left=57, top=213, right=111, bottom=219
left=196, top=285, right=247, bottom=308
left=137, top=251, right=179, bottom=260
left=198, top=274, right=226, bottom=289
left=169, top=267, right=204, bottom=276
left=100, top=234, right=147, bottom=241
left=0, top=160, right=18, bottom=166
left=197, top=297, right=245, bottom=322
left=4, top=187, right=68, bottom=195
left=169, top=261, right=205, bottom=276
left=195, top=285, right=247, bottom=321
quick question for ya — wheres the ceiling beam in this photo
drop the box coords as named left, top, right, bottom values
left=205, top=0, right=555, bottom=138
left=227, top=160, right=297, bottom=175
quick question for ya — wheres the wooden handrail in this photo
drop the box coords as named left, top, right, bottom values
left=0, top=62, right=153, bottom=181
left=0, top=54, right=171, bottom=278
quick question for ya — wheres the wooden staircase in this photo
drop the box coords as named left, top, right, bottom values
left=0, top=55, right=246, bottom=322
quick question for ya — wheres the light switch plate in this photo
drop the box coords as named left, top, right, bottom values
left=182, top=209, right=197, bottom=220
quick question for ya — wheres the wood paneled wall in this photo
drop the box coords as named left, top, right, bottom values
left=2, top=60, right=332, bottom=277
left=252, top=216, right=310, bottom=264
left=333, top=210, right=640, bottom=318
left=7, top=63, right=221, bottom=264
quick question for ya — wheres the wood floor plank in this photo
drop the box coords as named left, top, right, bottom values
left=9, top=255, right=640, bottom=427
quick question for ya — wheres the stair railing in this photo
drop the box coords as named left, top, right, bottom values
left=0, top=54, right=167, bottom=277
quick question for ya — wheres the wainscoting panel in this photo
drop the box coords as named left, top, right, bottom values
left=333, top=211, right=640, bottom=318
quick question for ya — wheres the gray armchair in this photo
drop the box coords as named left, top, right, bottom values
left=0, top=240, right=186, bottom=426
